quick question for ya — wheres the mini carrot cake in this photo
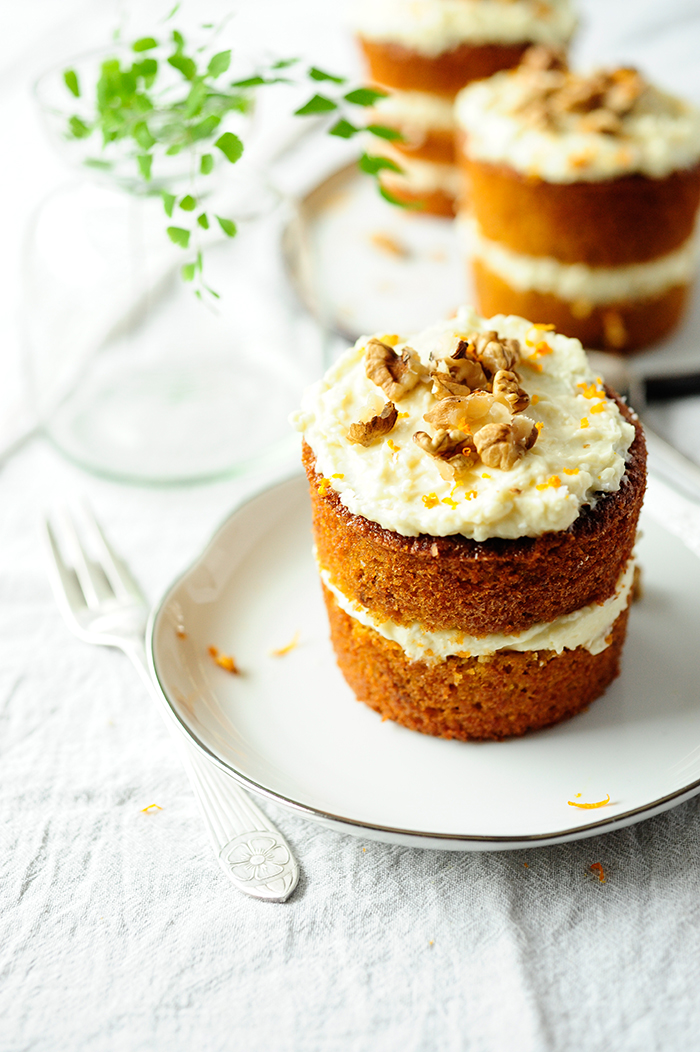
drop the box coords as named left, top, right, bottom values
left=456, top=52, right=700, bottom=350
left=292, top=306, right=645, bottom=741
left=351, top=0, right=576, bottom=215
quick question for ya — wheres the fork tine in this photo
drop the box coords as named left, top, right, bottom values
left=78, top=502, right=146, bottom=604
left=54, top=507, right=104, bottom=609
left=44, top=519, right=88, bottom=620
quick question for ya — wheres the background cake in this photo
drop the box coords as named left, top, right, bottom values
left=293, top=306, right=645, bottom=741
left=455, top=53, right=700, bottom=351
left=350, top=0, right=577, bottom=215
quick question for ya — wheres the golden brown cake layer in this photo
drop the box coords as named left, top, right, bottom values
left=324, top=585, right=630, bottom=741
left=392, top=127, right=455, bottom=165
left=473, top=259, right=691, bottom=353
left=360, top=38, right=530, bottom=97
left=378, top=176, right=458, bottom=216
left=462, top=156, right=700, bottom=266
left=303, top=409, right=646, bottom=636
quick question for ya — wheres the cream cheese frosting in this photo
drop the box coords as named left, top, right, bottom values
left=456, top=68, right=700, bottom=182
left=377, top=144, right=461, bottom=195
left=373, top=90, right=456, bottom=135
left=321, top=559, right=635, bottom=662
left=291, top=306, right=636, bottom=542
left=351, top=0, right=576, bottom=55
left=463, top=218, right=700, bottom=303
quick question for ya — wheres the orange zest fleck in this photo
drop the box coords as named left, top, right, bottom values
left=380, top=334, right=400, bottom=346
left=534, top=341, right=552, bottom=356
left=590, top=862, right=606, bottom=883
left=590, top=402, right=606, bottom=414
left=535, top=422, right=544, bottom=434
left=481, top=473, right=491, bottom=479
left=422, top=493, right=439, bottom=509
left=141, top=804, right=162, bottom=813
left=536, top=475, right=561, bottom=491
left=317, top=478, right=331, bottom=496
left=270, top=631, right=300, bottom=657
left=563, top=468, right=579, bottom=475
left=387, top=439, right=401, bottom=453
left=331, top=473, right=344, bottom=479
left=568, top=794, right=610, bottom=809
left=208, top=645, right=240, bottom=674
left=442, top=497, right=458, bottom=509
left=577, top=381, right=604, bottom=400
left=397, top=412, right=410, bottom=419
left=522, top=358, right=543, bottom=372
left=464, top=490, right=478, bottom=500
left=532, top=323, right=555, bottom=331
left=530, top=395, right=539, bottom=405
left=580, top=418, right=589, bottom=429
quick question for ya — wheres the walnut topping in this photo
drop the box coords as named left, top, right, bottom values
left=365, top=338, right=425, bottom=401
left=492, top=369, right=530, bottom=413
left=473, top=418, right=538, bottom=471
left=514, top=64, right=650, bottom=136
left=424, top=392, right=509, bottom=432
left=520, top=44, right=568, bottom=73
left=347, top=401, right=398, bottom=446
left=431, top=341, right=490, bottom=397
left=413, top=429, right=478, bottom=481
left=469, top=331, right=521, bottom=375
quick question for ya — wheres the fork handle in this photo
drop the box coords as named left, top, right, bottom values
left=122, top=639, right=299, bottom=902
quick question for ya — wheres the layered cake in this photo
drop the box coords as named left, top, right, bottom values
left=456, top=53, right=700, bottom=351
left=293, top=306, right=645, bottom=741
left=351, top=0, right=576, bottom=215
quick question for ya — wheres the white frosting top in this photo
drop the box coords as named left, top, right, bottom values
left=322, top=558, right=635, bottom=661
left=456, top=67, right=700, bottom=182
left=463, top=217, right=700, bottom=302
left=292, top=306, right=636, bottom=542
left=351, top=0, right=576, bottom=55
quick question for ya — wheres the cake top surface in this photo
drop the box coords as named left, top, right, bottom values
left=292, top=306, right=637, bottom=542
left=350, top=0, right=576, bottom=56
left=456, top=52, right=700, bottom=181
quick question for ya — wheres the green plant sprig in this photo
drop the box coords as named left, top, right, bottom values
left=62, top=31, right=407, bottom=300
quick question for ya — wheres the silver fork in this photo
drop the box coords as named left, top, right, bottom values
left=44, top=504, right=299, bottom=902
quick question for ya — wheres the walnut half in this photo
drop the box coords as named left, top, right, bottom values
left=413, top=429, right=478, bottom=481
left=365, top=339, right=424, bottom=401
left=347, top=401, right=398, bottom=446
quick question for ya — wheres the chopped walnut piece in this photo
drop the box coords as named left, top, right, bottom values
left=605, top=68, right=646, bottom=115
left=474, top=418, right=538, bottom=470
left=470, top=331, right=521, bottom=375
left=432, top=344, right=490, bottom=393
left=520, top=44, right=568, bottom=73
left=580, top=109, right=622, bottom=135
left=365, top=339, right=425, bottom=401
left=492, top=369, right=530, bottom=412
left=347, top=401, right=398, bottom=446
left=413, top=429, right=478, bottom=480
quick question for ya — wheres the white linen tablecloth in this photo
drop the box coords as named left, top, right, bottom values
left=3, top=2, right=700, bottom=1050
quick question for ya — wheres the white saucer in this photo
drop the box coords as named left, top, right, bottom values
left=148, top=474, right=700, bottom=851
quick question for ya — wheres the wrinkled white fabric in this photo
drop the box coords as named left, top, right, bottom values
left=3, top=2, right=700, bottom=1051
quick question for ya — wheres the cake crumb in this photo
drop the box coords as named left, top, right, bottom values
left=370, top=231, right=411, bottom=258
left=430, top=543, right=439, bottom=557
left=176, top=628, right=187, bottom=639
left=208, top=645, right=240, bottom=674
left=270, top=631, right=300, bottom=657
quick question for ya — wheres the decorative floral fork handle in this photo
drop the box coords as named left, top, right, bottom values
left=45, top=507, right=299, bottom=902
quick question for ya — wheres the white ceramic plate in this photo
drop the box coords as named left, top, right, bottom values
left=148, top=474, right=700, bottom=850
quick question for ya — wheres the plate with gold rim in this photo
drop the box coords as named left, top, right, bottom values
left=147, top=471, right=700, bottom=851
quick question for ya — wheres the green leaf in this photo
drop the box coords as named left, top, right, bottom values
left=366, top=123, right=405, bottom=142
left=181, top=261, right=196, bottom=281
left=379, top=185, right=422, bottom=209
left=328, top=118, right=358, bottom=139
left=230, top=75, right=267, bottom=88
left=168, top=52, right=196, bottom=80
left=207, top=50, right=231, bottom=77
left=197, top=212, right=210, bottom=229
left=84, top=158, right=113, bottom=170
left=63, top=69, right=80, bottom=97
left=165, top=143, right=182, bottom=155
left=308, top=66, right=345, bottom=84
left=133, top=121, right=155, bottom=149
left=214, top=131, right=243, bottom=163
left=132, top=57, right=158, bottom=82
left=294, top=94, right=337, bottom=116
left=359, top=152, right=403, bottom=176
left=172, top=29, right=185, bottom=49
left=196, top=250, right=203, bottom=272
left=179, top=194, right=196, bottom=212
left=162, top=191, right=176, bottom=217
left=133, top=36, right=158, bottom=52
left=165, top=3, right=181, bottom=20
left=190, top=114, right=221, bottom=141
left=200, top=153, right=214, bottom=175
left=272, top=58, right=299, bottom=69
left=215, top=215, right=237, bottom=237
left=167, top=226, right=190, bottom=248
left=137, top=153, right=152, bottom=180
left=204, top=285, right=220, bottom=299
left=344, top=87, right=387, bottom=107
left=184, top=79, right=207, bottom=118
left=68, top=115, right=91, bottom=139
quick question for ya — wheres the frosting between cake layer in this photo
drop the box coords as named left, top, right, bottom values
left=373, top=90, right=456, bottom=133
left=463, top=218, right=700, bottom=302
left=351, top=0, right=576, bottom=55
left=456, top=70, right=700, bottom=181
left=291, top=306, right=636, bottom=542
left=377, top=143, right=461, bottom=194
left=321, top=559, right=635, bottom=661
